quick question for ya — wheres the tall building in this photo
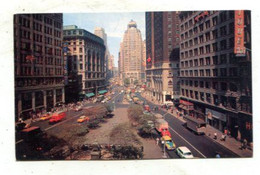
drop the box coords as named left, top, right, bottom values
left=14, top=14, right=64, bottom=120
left=119, top=20, right=144, bottom=84
left=63, top=25, right=106, bottom=100
left=94, top=27, right=110, bottom=80
left=145, top=12, right=180, bottom=103
left=178, top=11, right=252, bottom=142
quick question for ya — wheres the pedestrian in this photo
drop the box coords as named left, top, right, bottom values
left=156, top=137, right=159, bottom=145
left=243, top=139, right=247, bottom=149
left=221, top=134, right=226, bottom=141
left=214, top=132, right=217, bottom=140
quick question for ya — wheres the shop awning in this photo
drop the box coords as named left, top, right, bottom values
left=98, top=90, right=107, bottom=95
left=85, top=92, right=95, bottom=98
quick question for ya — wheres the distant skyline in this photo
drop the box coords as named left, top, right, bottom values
left=63, top=12, right=146, bottom=67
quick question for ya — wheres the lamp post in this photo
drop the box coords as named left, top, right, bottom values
left=162, top=140, right=167, bottom=158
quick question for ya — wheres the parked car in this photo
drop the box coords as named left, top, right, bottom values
left=176, top=146, right=194, bottom=158
left=77, top=115, right=90, bottom=123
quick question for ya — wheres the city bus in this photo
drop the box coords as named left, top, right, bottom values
left=183, top=115, right=206, bottom=135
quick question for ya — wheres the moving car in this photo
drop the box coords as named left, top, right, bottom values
left=176, top=146, right=194, bottom=158
left=77, top=115, right=90, bottom=123
left=40, top=112, right=52, bottom=121
left=49, top=111, right=66, bottom=123
left=161, top=136, right=176, bottom=150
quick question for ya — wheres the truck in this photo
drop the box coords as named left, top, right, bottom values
left=49, top=111, right=66, bottom=123
left=133, top=97, right=139, bottom=103
left=21, top=126, right=46, bottom=142
left=144, top=105, right=150, bottom=112
left=155, top=118, right=168, bottom=133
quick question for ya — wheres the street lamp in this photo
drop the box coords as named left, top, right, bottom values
left=161, top=140, right=167, bottom=158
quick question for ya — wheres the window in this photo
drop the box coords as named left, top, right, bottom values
left=194, top=81, right=198, bottom=87
left=205, top=32, right=210, bottom=41
left=199, top=47, right=204, bottom=55
left=213, top=69, right=218, bottom=76
left=229, top=22, right=234, bottom=35
left=206, top=69, right=211, bottom=76
left=194, top=37, right=198, bottom=45
left=194, top=59, right=198, bottom=66
left=220, top=54, right=227, bottom=64
left=220, top=39, right=227, bottom=50
left=213, top=82, right=218, bottom=90
left=194, top=70, right=198, bottom=76
left=189, top=60, right=193, bottom=67
left=206, top=57, right=211, bottom=65
left=221, top=82, right=227, bottom=91
left=199, top=35, right=204, bottom=43
left=206, top=20, right=210, bottom=29
left=200, top=92, right=205, bottom=101
left=199, top=24, right=204, bottom=32
left=220, top=68, right=227, bottom=76
left=213, top=56, right=218, bottom=64
left=193, top=26, right=198, bottom=34
left=195, top=91, right=199, bottom=99
left=212, top=16, right=218, bottom=26
left=200, top=69, right=204, bottom=76
left=206, top=93, right=211, bottom=103
left=221, top=96, right=227, bottom=107
left=212, top=29, right=218, bottom=39
left=194, top=48, right=198, bottom=56
left=229, top=37, right=234, bottom=48
left=206, top=45, right=211, bottom=53
left=199, top=58, right=204, bottom=66
left=205, top=82, right=210, bottom=88
left=220, top=11, right=227, bottom=22
left=220, top=26, right=227, bottom=36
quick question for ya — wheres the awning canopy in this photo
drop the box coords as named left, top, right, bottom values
left=85, top=92, right=95, bottom=98
left=98, top=90, right=107, bottom=95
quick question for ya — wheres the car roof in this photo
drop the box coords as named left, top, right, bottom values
left=162, top=136, right=171, bottom=140
left=178, top=146, right=191, bottom=153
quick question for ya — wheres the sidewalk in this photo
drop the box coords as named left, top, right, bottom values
left=141, top=93, right=253, bottom=158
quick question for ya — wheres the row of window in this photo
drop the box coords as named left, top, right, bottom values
left=18, top=66, right=63, bottom=76
left=180, top=25, right=234, bottom=49
left=180, top=67, right=238, bottom=77
left=180, top=39, right=234, bottom=59
left=181, top=80, right=238, bottom=92
left=181, top=88, right=237, bottom=109
left=180, top=53, right=237, bottom=68
left=16, top=77, right=63, bottom=88
left=180, top=11, right=234, bottom=31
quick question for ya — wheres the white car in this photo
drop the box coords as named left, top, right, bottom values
left=101, top=99, right=107, bottom=103
left=176, top=146, right=194, bottom=158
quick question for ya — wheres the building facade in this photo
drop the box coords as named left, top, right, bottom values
left=145, top=12, right=180, bottom=103
left=179, top=11, right=252, bottom=142
left=94, top=27, right=110, bottom=80
left=14, top=14, right=64, bottom=120
left=63, top=25, right=106, bottom=99
left=119, top=20, right=144, bottom=84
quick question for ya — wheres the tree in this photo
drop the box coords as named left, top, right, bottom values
left=124, top=78, right=130, bottom=86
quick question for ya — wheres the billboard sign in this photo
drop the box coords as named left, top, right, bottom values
left=234, top=10, right=246, bottom=56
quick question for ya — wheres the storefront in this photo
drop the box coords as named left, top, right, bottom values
left=206, top=108, right=227, bottom=132
left=178, top=100, right=194, bottom=116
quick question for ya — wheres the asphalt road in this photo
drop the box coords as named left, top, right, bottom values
left=135, top=92, right=239, bottom=158
left=15, top=86, right=239, bottom=159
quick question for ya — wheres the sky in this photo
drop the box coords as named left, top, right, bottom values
left=63, top=12, right=146, bottom=67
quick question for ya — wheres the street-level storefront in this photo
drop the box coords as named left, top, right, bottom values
left=178, top=99, right=194, bottom=116
left=206, top=108, right=227, bottom=132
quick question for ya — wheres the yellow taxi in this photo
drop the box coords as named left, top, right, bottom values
left=77, top=115, right=90, bottom=123
left=161, top=135, right=176, bottom=151
left=40, top=113, right=52, bottom=121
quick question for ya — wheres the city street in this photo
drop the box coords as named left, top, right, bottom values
left=135, top=92, right=239, bottom=158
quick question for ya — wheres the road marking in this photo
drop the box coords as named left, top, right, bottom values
left=168, top=125, right=207, bottom=158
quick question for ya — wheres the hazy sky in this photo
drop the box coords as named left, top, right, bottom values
left=63, top=12, right=146, bottom=67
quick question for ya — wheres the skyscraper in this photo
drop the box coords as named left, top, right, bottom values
left=14, top=14, right=64, bottom=120
left=178, top=11, right=252, bottom=142
left=119, top=20, right=144, bottom=84
left=145, top=12, right=180, bottom=103
left=94, top=27, right=110, bottom=80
